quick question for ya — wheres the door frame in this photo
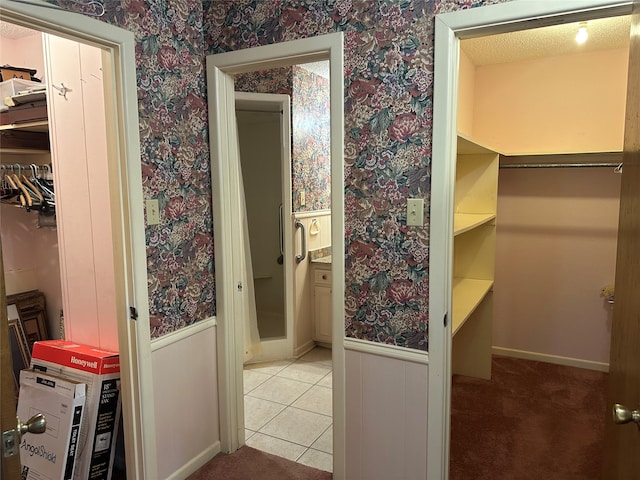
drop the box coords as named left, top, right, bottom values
left=0, top=2, right=157, bottom=478
left=206, top=32, right=345, bottom=478
left=429, top=0, right=634, bottom=478
left=235, top=92, right=294, bottom=362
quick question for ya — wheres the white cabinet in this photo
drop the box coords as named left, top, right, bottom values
left=451, top=135, right=498, bottom=379
left=313, top=265, right=332, bottom=344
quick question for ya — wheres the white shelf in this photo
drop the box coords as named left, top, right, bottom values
left=452, top=277, right=493, bottom=336
left=454, top=213, right=496, bottom=236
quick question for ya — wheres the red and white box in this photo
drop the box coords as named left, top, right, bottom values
left=31, top=340, right=121, bottom=480
left=18, top=369, right=86, bottom=480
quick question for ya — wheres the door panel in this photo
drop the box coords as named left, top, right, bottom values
left=603, top=3, right=640, bottom=478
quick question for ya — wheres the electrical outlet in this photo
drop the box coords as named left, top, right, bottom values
left=146, top=199, right=160, bottom=226
left=406, top=198, right=424, bottom=227
left=300, top=190, right=306, bottom=206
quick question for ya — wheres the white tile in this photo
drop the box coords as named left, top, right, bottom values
left=247, top=433, right=307, bottom=462
left=261, top=407, right=332, bottom=447
left=311, top=425, right=333, bottom=454
left=299, top=347, right=333, bottom=366
left=317, top=371, right=333, bottom=389
left=245, top=429, right=255, bottom=441
left=243, top=369, right=271, bottom=394
left=249, top=376, right=312, bottom=405
left=292, top=385, right=332, bottom=416
left=245, top=359, right=293, bottom=375
left=277, top=361, right=331, bottom=384
left=298, top=448, right=333, bottom=473
left=243, top=395, right=286, bottom=431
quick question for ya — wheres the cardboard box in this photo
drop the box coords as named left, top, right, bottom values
left=31, top=341, right=121, bottom=480
left=17, top=369, right=86, bottom=480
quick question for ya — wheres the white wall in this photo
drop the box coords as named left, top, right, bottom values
left=494, top=166, right=620, bottom=367
left=151, top=323, right=220, bottom=479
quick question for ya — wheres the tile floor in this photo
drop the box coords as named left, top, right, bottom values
left=243, top=346, right=333, bottom=473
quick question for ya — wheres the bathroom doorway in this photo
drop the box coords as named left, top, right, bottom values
left=235, top=92, right=294, bottom=361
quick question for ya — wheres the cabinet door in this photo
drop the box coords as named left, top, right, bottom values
left=314, top=285, right=332, bottom=344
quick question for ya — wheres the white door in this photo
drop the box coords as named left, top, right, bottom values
left=236, top=92, right=294, bottom=362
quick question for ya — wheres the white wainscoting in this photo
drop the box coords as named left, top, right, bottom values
left=151, top=320, right=220, bottom=479
left=344, top=342, right=429, bottom=480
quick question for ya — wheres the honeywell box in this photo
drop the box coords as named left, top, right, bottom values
left=17, top=369, right=86, bottom=480
left=31, top=340, right=121, bottom=480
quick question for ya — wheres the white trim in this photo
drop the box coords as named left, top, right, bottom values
left=492, top=347, right=610, bottom=372
left=430, top=1, right=633, bottom=479
left=165, top=441, right=221, bottom=480
left=293, top=339, right=316, bottom=359
left=294, top=209, right=332, bottom=219
left=0, top=3, right=156, bottom=479
left=150, top=318, right=217, bottom=352
left=206, top=31, right=346, bottom=480
left=344, top=338, right=429, bottom=365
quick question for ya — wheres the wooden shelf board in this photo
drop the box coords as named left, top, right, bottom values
left=454, top=213, right=495, bottom=236
left=457, top=133, right=500, bottom=155
left=452, top=277, right=493, bottom=336
left=0, top=120, right=48, bottom=132
left=0, top=148, right=49, bottom=154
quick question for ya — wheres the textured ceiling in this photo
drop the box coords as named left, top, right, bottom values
left=462, top=15, right=631, bottom=66
left=0, top=20, right=38, bottom=40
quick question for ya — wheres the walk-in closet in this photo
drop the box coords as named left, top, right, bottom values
left=449, top=15, right=629, bottom=478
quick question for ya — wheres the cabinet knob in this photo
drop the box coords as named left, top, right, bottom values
left=322, top=274, right=327, bottom=280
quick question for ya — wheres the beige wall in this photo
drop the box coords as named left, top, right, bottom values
left=494, top=166, right=620, bottom=365
left=461, top=47, right=628, bottom=154
left=457, top=48, right=475, bottom=138
left=459, top=45, right=626, bottom=368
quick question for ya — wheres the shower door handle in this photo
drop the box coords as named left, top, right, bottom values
left=295, top=219, right=306, bottom=263
left=279, top=204, right=284, bottom=256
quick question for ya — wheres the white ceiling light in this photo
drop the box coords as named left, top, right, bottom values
left=576, top=23, right=588, bottom=44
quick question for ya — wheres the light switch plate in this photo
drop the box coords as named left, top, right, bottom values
left=146, top=199, right=160, bottom=225
left=406, top=198, right=424, bottom=227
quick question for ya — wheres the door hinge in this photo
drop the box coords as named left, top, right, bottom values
left=444, top=313, right=449, bottom=328
left=130, top=306, right=138, bottom=320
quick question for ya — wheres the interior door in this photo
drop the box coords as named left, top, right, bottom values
left=603, top=3, right=640, bottom=478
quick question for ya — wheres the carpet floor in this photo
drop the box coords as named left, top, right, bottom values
left=450, top=355, right=608, bottom=480
left=187, top=446, right=332, bottom=480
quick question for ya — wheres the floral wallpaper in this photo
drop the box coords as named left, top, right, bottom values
left=235, top=66, right=331, bottom=213
left=54, top=0, right=215, bottom=338
left=52, top=0, right=505, bottom=346
left=206, top=0, right=503, bottom=351
left=292, top=66, right=331, bottom=212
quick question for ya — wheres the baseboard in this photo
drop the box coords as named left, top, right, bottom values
left=294, top=340, right=316, bottom=358
left=492, top=347, right=609, bottom=372
left=165, top=441, right=221, bottom=480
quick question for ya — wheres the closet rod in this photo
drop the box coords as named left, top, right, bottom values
left=0, top=164, right=52, bottom=172
left=500, top=162, right=621, bottom=169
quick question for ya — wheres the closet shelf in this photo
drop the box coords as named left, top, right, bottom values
left=454, top=213, right=496, bottom=236
left=452, top=277, right=493, bottom=336
left=0, top=120, right=48, bottom=132
left=0, top=120, right=49, bottom=154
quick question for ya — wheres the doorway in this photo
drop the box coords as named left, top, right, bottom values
left=430, top=1, right=637, bottom=478
left=206, top=32, right=345, bottom=479
left=0, top=3, right=156, bottom=478
left=235, top=92, right=294, bottom=362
